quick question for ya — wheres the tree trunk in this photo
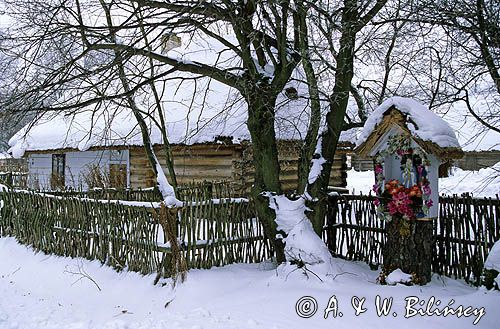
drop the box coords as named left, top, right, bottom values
left=476, top=0, right=500, bottom=95
left=383, top=219, right=433, bottom=284
left=306, top=0, right=358, bottom=236
left=296, top=0, right=321, bottom=194
left=99, top=0, right=176, bottom=201
left=135, top=6, right=178, bottom=191
left=246, top=91, right=286, bottom=263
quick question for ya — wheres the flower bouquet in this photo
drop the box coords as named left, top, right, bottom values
left=372, top=137, right=434, bottom=236
left=376, top=177, right=431, bottom=215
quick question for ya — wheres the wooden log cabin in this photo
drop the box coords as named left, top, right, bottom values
left=7, top=81, right=353, bottom=194
left=131, top=140, right=352, bottom=194
left=12, top=138, right=351, bottom=195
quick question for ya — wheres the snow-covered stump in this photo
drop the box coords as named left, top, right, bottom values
left=266, top=194, right=340, bottom=280
left=355, top=97, right=463, bottom=285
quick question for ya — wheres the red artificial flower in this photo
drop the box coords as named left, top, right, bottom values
left=387, top=191, right=415, bottom=219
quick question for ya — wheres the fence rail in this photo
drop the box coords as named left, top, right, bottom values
left=46, top=188, right=162, bottom=202
left=326, top=194, right=500, bottom=285
left=32, top=181, right=236, bottom=202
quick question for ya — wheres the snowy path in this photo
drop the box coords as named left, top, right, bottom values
left=0, top=237, right=498, bottom=329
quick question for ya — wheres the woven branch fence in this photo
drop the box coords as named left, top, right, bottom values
left=0, top=189, right=272, bottom=279
left=326, top=194, right=500, bottom=285
left=1, top=187, right=497, bottom=285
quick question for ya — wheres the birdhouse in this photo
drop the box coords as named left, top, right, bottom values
left=356, top=97, right=464, bottom=220
left=161, top=33, right=182, bottom=53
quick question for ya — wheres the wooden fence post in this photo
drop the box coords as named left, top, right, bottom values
left=154, top=203, right=187, bottom=285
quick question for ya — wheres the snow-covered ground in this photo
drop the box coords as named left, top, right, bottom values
left=440, top=164, right=500, bottom=197
left=347, top=162, right=500, bottom=197
left=1, top=163, right=498, bottom=329
left=0, top=237, right=498, bottom=329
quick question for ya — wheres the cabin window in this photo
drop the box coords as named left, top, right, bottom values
left=109, top=150, right=124, bottom=162
left=51, top=154, right=65, bottom=190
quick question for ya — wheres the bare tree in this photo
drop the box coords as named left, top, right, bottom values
left=302, top=0, right=389, bottom=234
left=333, top=0, right=499, bottom=147
left=1, top=0, right=319, bottom=263
left=4, top=0, right=180, bottom=200
left=1, top=0, right=408, bottom=266
left=401, top=0, right=499, bottom=132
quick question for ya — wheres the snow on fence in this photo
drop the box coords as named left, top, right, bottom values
left=325, top=194, right=500, bottom=285
left=1, top=185, right=496, bottom=285
left=0, top=172, right=28, bottom=188
left=0, top=191, right=161, bottom=274
left=38, top=181, right=235, bottom=202
left=0, top=186, right=272, bottom=279
left=46, top=188, right=162, bottom=202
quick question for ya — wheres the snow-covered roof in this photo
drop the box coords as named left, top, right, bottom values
left=0, top=151, right=11, bottom=160
left=356, top=97, right=461, bottom=150
left=6, top=95, right=295, bottom=158
left=8, top=77, right=356, bottom=158
left=7, top=23, right=361, bottom=158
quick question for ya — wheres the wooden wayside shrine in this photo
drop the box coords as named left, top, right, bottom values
left=355, top=98, right=464, bottom=284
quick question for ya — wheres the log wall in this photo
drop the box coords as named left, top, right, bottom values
left=234, top=140, right=348, bottom=193
left=129, top=141, right=350, bottom=194
left=129, top=144, right=239, bottom=189
left=352, top=151, right=500, bottom=173
left=454, top=150, right=500, bottom=171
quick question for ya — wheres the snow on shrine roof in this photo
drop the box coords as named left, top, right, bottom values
left=356, top=97, right=462, bottom=151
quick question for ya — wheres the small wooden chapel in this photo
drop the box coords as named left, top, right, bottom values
left=356, top=97, right=464, bottom=284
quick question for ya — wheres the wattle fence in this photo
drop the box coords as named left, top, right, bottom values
left=325, top=194, right=500, bottom=285
left=0, top=188, right=498, bottom=285
left=0, top=189, right=272, bottom=280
